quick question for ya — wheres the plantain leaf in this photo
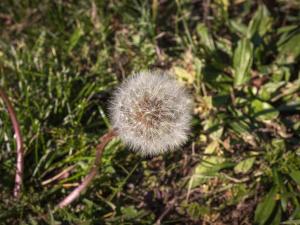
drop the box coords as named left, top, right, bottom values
left=247, top=5, right=272, bottom=38
left=251, top=99, right=279, bottom=121
left=234, top=157, right=255, bottom=174
left=254, top=187, right=278, bottom=225
left=270, top=206, right=282, bottom=225
left=278, top=33, right=300, bottom=59
left=187, top=203, right=210, bottom=219
left=189, top=156, right=234, bottom=188
left=233, top=38, right=253, bottom=87
left=196, top=23, right=216, bottom=52
left=290, top=170, right=300, bottom=185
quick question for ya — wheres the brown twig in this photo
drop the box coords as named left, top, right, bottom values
left=0, top=87, right=24, bottom=198
left=57, top=129, right=116, bottom=208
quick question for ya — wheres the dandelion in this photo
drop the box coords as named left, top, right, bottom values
left=110, top=70, right=192, bottom=155
left=58, top=70, right=192, bottom=208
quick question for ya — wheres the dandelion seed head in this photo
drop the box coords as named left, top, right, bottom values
left=109, top=70, right=192, bottom=156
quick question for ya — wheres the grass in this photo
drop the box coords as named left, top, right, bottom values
left=0, top=0, right=300, bottom=224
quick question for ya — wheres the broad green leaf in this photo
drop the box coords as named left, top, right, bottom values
left=277, top=25, right=299, bottom=35
left=258, top=82, right=285, bottom=101
left=187, top=203, right=210, bottom=219
left=290, top=206, right=300, bottom=220
left=234, top=157, right=255, bottom=174
left=194, top=156, right=225, bottom=176
left=229, top=120, right=251, bottom=134
left=215, top=37, right=233, bottom=57
left=196, top=23, right=216, bottom=52
left=204, top=140, right=219, bottom=154
left=229, top=184, right=249, bottom=204
left=247, top=5, right=272, bottom=38
left=271, top=139, right=285, bottom=152
left=233, top=38, right=253, bottom=86
left=254, top=187, right=278, bottom=225
left=121, top=206, right=139, bottom=219
left=203, top=117, right=224, bottom=140
left=290, top=170, right=300, bottom=185
left=278, top=33, right=300, bottom=59
left=189, top=156, right=234, bottom=188
left=251, top=99, right=279, bottom=121
left=269, top=206, right=282, bottom=225
left=228, top=20, right=248, bottom=36
left=274, top=171, right=288, bottom=212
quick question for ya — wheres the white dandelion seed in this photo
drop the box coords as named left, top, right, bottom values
left=109, top=70, right=192, bottom=156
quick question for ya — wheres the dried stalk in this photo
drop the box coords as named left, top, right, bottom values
left=0, top=87, right=24, bottom=198
left=57, top=129, right=116, bottom=208
left=42, top=165, right=76, bottom=186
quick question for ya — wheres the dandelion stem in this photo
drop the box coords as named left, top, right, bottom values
left=0, top=87, right=24, bottom=198
left=57, top=129, right=116, bottom=208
